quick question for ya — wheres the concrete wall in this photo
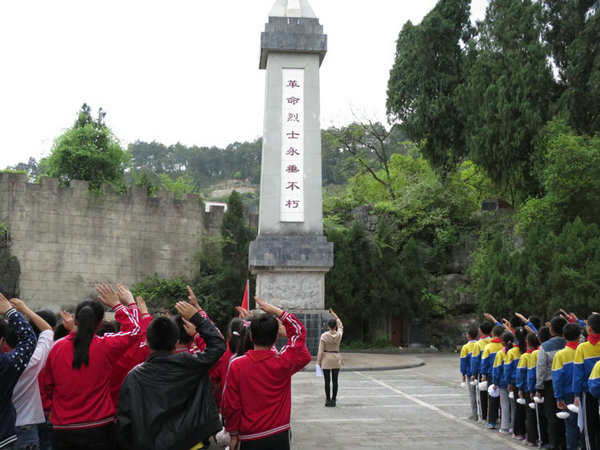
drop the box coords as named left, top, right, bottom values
left=0, top=172, right=227, bottom=311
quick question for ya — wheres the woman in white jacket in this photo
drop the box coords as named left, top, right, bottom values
left=317, top=309, right=343, bottom=407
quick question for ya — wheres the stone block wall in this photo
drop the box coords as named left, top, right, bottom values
left=0, top=172, right=226, bottom=311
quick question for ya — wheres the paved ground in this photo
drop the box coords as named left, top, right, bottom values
left=290, top=353, right=529, bottom=449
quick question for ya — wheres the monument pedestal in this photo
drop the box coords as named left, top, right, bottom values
left=250, top=235, right=333, bottom=355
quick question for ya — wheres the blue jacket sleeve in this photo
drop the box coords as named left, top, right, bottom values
left=552, top=366, right=564, bottom=401
left=1, top=308, right=37, bottom=376
left=525, top=321, right=538, bottom=333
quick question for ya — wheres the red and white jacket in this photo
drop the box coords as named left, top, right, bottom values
left=108, top=305, right=153, bottom=407
left=221, top=311, right=311, bottom=441
left=43, top=304, right=140, bottom=430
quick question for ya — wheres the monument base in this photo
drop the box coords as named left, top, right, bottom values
left=249, top=235, right=334, bottom=310
left=255, top=270, right=326, bottom=310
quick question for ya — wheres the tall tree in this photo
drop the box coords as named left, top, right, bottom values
left=462, top=0, right=554, bottom=202
left=41, top=104, right=129, bottom=190
left=326, top=121, right=402, bottom=199
left=542, top=0, right=600, bottom=134
left=387, top=0, right=473, bottom=176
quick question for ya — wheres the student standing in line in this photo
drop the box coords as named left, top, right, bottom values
left=460, top=325, right=480, bottom=420
left=481, top=325, right=504, bottom=429
left=504, top=327, right=527, bottom=439
left=222, top=296, right=311, bottom=450
left=317, top=309, right=344, bottom=407
left=43, top=284, right=140, bottom=450
left=470, top=320, right=494, bottom=423
left=536, top=316, right=567, bottom=450
left=492, top=331, right=514, bottom=434
left=573, top=314, right=600, bottom=450
left=7, top=299, right=54, bottom=449
left=552, top=322, right=581, bottom=450
left=0, top=293, right=37, bottom=450
left=116, top=300, right=226, bottom=450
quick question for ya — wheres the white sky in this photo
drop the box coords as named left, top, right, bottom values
left=0, top=0, right=487, bottom=169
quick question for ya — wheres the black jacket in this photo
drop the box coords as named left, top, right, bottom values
left=116, top=313, right=226, bottom=450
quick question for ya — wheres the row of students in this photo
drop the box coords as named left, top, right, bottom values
left=0, top=284, right=311, bottom=450
left=461, top=311, right=600, bottom=450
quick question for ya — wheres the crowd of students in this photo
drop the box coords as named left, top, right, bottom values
left=460, top=310, right=600, bottom=450
left=0, top=283, right=311, bottom=450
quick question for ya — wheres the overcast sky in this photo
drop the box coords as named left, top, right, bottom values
left=0, top=0, right=487, bottom=169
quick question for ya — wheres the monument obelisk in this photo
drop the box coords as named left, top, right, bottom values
left=249, top=0, right=333, bottom=354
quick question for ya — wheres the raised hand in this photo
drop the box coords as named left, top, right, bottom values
left=175, top=301, right=197, bottom=320
left=329, top=308, right=339, bottom=320
left=277, top=318, right=287, bottom=337
left=116, top=283, right=135, bottom=306
left=136, top=296, right=148, bottom=315
left=60, top=311, right=75, bottom=332
left=96, top=284, right=120, bottom=309
left=187, top=285, right=200, bottom=310
left=483, top=312, right=497, bottom=323
left=514, top=312, right=527, bottom=323
left=235, top=306, right=252, bottom=319
left=254, top=296, right=283, bottom=317
left=182, top=317, right=196, bottom=337
left=8, top=298, right=27, bottom=313
left=0, top=293, right=12, bottom=315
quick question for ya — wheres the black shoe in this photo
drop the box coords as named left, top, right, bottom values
left=331, top=399, right=336, bottom=407
left=325, top=399, right=332, bottom=407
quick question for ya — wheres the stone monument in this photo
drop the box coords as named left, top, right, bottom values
left=249, top=0, right=334, bottom=354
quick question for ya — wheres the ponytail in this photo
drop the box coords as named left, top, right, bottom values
left=515, top=327, right=527, bottom=354
left=234, top=320, right=253, bottom=357
left=501, top=330, right=515, bottom=351
left=228, top=317, right=245, bottom=353
left=72, top=300, right=103, bottom=369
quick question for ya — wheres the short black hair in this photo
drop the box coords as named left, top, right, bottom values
left=538, top=326, right=551, bottom=343
left=492, top=325, right=504, bottom=338
left=467, top=325, right=479, bottom=340
left=146, top=316, right=179, bottom=352
left=54, top=324, right=69, bottom=341
left=550, top=316, right=568, bottom=336
left=250, top=313, right=279, bottom=347
left=563, top=323, right=581, bottom=342
left=480, top=320, right=493, bottom=335
left=174, top=314, right=193, bottom=344
left=328, top=318, right=337, bottom=329
left=97, top=321, right=117, bottom=336
left=29, top=309, right=58, bottom=338
left=36, top=309, right=57, bottom=329
left=528, top=316, right=541, bottom=331
left=588, top=314, right=600, bottom=334
left=510, top=315, right=524, bottom=329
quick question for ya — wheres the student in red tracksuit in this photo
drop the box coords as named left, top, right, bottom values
left=222, top=296, right=311, bottom=450
left=108, top=293, right=153, bottom=408
left=43, top=284, right=140, bottom=450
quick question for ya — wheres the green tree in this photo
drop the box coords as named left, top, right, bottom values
left=542, top=0, right=600, bottom=134
left=325, top=221, right=376, bottom=340
left=158, top=173, right=197, bottom=199
left=325, top=121, right=404, bottom=199
left=41, top=104, right=129, bottom=190
left=518, top=121, right=600, bottom=233
left=387, top=0, right=472, bottom=175
left=462, top=0, right=554, bottom=201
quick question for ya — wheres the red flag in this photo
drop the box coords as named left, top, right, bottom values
left=241, top=279, right=249, bottom=311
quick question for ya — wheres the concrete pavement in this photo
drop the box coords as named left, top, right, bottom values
left=290, top=353, right=529, bottom=449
